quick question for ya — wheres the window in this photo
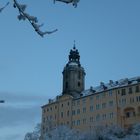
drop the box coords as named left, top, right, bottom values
left=102, top=114, right=106, bottom=120
left=82, top=98, right=86, bottom=104
left=128, top=87, right=132, bottom=94
left=90, top=106, right=94, bottom=112
left=72, top=101, right=75, bottom=106
left=109, top=90, right=112, bottom=96
left=90, top=117, right=94, bottom=122
left=78, top=71, right=81, bottom=79
left=77, top=109, right=80, bottom=115
left=126, top=112, right=130, bottom=118
left=43, top=126, right=45, bottom=132
left=66, top=82, right=68, bottom=89
left=119, top=99, right=121, bottom=105
left=43, top=117, right=45, bottom=123
left=109, top=112, right=114, bottom=119
left=122, top=98, right=126, bottom=105
left=83, top=118, right=86, bottom=124
left=96, top=114, right=100, bottom=121
left=61, top=104, right=63, bottom=107
left=77, top=100, right=80, bottom=105
left=65, top=74, right=68, bottom=79
left=43, top=109, right=46, bottom=113
left=67, top=110, right=69, bottom=116
left=90, top=96, right=94, bottom=101
left=50, top=115, right=52, bottom=120
left=136, top=96, right=140, bottom=102
left=55, top=105, right=57, bottom=109
left=90, top=96, right=94, bottom=105
left=121, top=89, right=126, bottom=96
left=67, top=102, right=69, bottom=106
left=102, top=93, right=106, bottom=98
left=83, top=107, right=86, bottom=113
left=72, top=121, right=75, bottom=126
left=46, top=116, right=48, bottom=121
left=118, top=90, right=120, bottom=94
left=125, top=111, right=135, bottom=118
left=78, top=82, right=81, bottom=87
left=61, top=112, right=63, bottom=118
left=96, top=104, right=100, bottom=110
left=109, top=101, right=114, bottom=107
left=102, top=103, right=106, bottom=109
left=130, top=97, right=134, bottom=103
left=46, top=128, right=48, bottom=132
left=96, top=95, right=100, bottom=100
left=72, top=110, right=75, bottom=116
left=136, top=85, right=139, bottom=93
left=138, top=107, right=140, bottom=113
left=77, top=120, right=80, bottom=125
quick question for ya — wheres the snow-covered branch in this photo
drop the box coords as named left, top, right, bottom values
left=13, top=0, right=58, bottom=37
left=0, top=2, right=9, bottom=13
left=1, top=0, right=80, bottom=37
left=24, top=123, right=140, bottom=140
left=53, top=0, right=80, bottom=8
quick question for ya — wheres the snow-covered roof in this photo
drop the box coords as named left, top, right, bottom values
left=42, top=76, right=140, bottom=107
left=68, top=62, right=78, bottom=66
left=80, top=76, right=140, bottom=98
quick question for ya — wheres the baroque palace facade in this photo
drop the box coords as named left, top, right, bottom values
left=40, top=47, right=140, bottom=139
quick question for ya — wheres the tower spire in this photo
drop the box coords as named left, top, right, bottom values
left=73, top=40, right=76, bottom=49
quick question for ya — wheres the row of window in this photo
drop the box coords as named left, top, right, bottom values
left=119, top=96, right=140, bottom=105
left=72, top=101, right=114, bottom=116
left=45, top=100, right=114, bottom=117
left=61, top=110, right=70, bottom=118
left=72, top=113, right=114, bottom=126
left=44, top=102, right=70, bottom=113
left=119, top=85, right=140, bottom=96
left=45, top=95, right=140, bottom=114
left=72, top=92, right=113, bottom=106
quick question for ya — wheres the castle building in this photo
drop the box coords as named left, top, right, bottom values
left=40, top=46, right=140, bottom=139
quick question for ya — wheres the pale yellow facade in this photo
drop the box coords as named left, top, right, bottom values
left=41, top=81, right=140, bottom=139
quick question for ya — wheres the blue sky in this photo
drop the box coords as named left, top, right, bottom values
left=0, top=0, right=140, bottom=139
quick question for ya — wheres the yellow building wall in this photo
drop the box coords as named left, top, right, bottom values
left=41, top=83, right=140, bottom=139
